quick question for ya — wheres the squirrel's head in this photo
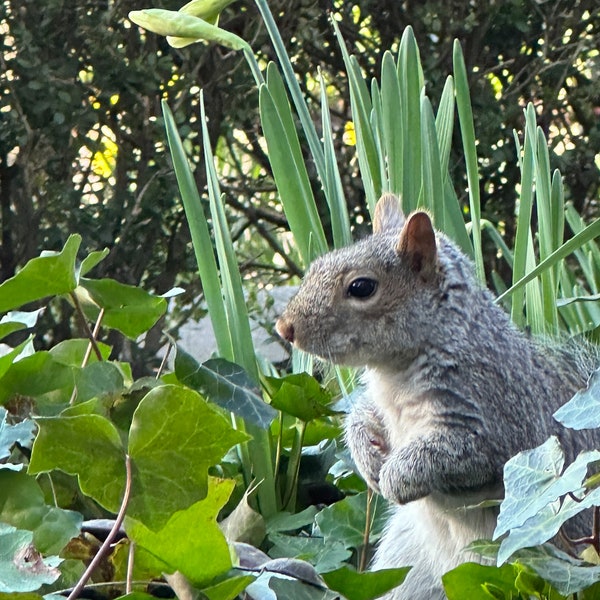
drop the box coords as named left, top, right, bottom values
left=276, top=194, right=446, bottom=368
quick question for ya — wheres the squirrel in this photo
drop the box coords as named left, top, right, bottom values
left=275, top=193, right=600, bottom=599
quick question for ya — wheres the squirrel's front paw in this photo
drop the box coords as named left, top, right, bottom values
left=345, top=413, right=389, bottom=493
left=379, top=455, right=432, bottom=504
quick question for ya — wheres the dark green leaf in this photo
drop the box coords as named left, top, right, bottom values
left=175, top=348, right=276, bottom=429
left=75, top=361, right=125, bottom=403
left=322, top=566, right=410, bottom=600
left=127, top=384, right=249, bottom=529
left=315, top=492, right=388, bottom=549
left=268, top=533, right=351, bottom=573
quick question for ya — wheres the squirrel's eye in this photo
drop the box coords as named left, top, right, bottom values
left=347, top=277, right=378, bottom=299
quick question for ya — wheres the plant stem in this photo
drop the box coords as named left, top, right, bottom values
left=126, top=541, right=135, bottom=594
left=67, top=455, right=132, bottom=600
left=359, top=488, right=374, bottom=572
left=70, top=292, right=104, bottom=362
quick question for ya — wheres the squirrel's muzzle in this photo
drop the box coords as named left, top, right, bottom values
left=275, top=317, right=295, bottom=343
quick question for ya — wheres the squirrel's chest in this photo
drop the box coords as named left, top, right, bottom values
left=364, top=370, right=435, bottom=447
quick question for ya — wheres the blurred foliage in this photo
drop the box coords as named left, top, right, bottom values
left=1, top=0, right=599, bottom=369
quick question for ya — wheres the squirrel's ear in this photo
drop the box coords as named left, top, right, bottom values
left=397, top=212, right=437, bottom=279
left=373, top=193, right=405, bottom=233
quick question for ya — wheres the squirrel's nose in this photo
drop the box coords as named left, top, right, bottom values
left=276, top=318, right=295, bottom=343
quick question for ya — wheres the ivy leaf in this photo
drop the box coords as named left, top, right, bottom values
left=0, top=309, right=44, bottom=341
left=75, top=362, right=125, bottom=403
left=0, top=351, right=76, bottom=411
left=175, top=348, right=277, bottom=429
left=28, top=414, right=126, bottom=512
left=78, top=277, right=167, bottom=339
left=515, top=544, right=600, bottom=596
left=200, top=574, right=255, bottom=600
left=268, top=533, right=351, bottom=573
left=321, top=566, right=410, bottom=600
left=126, top=478, right=235, bottom=586
left=127, top=384, right=249, bottom=529
left=78, top=248, right=110, bottom=278
left=442, top=562, right=520, bottom=599
left=265, top=373, right=336, bottom=422
left=50, top=338, right=112, bottom=366
left=0, top=407, right=36, bottom=460
left=0, top=470, right=82, bottom=554
left=0, top=235, right=80, bottom=314
left=554, top=368, right=600, bottom=429
left=0, top=523, right=61, bottom=592
left=315, top=491, right=388, bottom=550
left=495, top=438, right=600, bottom=564
left=494, top=436, right=565, bottom=539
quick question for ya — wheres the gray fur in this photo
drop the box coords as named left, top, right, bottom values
left=275, top=195, right=599, bottom=599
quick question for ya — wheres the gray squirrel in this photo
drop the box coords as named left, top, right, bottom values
left=275, top=193, right=600, bottom=599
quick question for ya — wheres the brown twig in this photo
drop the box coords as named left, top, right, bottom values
left=69, top=307, right=105, bottom=405
left=70, top=292, right=104, bottom=362
left=67, top=454, right=133, bottom=600
left=155, top=339, right=173, bottom=380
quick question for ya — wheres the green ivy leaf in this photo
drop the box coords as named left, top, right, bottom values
left=0, top=523, right=62, bottom=592
left=28, top=414, right=126, bottom=512
left=516, top=544, right=600, bottom=596
left=0, top=470, right=82, bottom=554
left=321, top=566, right=410, bottom=600
left=266, top=577, right=333, bottom=599
left=442, top=562, right=520, bottom=599
left=315, top=491, right=388, bottom=550
left=494, top=436, right=565, bottom=538
left=268, top=533, right=351, bottom=573
left=554, top=368, right=600, bottom=430
left=126, top=478, right=235, bottom=586
left=0, top=352, right=76, bottom=410
left=0, top=235, right=80, bottom=314
left=0, top=309, right=43, bottom=341
left=75, top=362, right=125, bottom=403
left=495, top=436, right=600, bottom=563
left=78, top=277, right=167, bottom=339
left=175, top=348, right=277, bottom=429
left=127, top=384, right=249, bottom=529
left=265, top=373, right=336, bottom=422
left=0, top=407, right=35, bottom=460
left=201, top=575, right=255, bottom=600
left=50, top=338, right=112, bottom=366
left=78, top=248, right=110, bottom=278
